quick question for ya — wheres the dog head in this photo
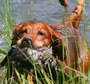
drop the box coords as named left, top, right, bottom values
left=12, top=21, right=60, bottom=49
left=10, top=21, right=62, bottom=63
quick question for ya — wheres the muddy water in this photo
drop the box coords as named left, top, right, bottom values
left=0, top=0, right=90, bottom=47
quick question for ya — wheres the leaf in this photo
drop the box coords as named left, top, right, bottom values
left=0, top=48, right=7, bottom=55
left=0, top=10, right=4, bottom=17
left=15, top=68, right=22, bottom=84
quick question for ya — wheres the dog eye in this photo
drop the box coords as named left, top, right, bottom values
left=38, top=31, right=46, bottom=36
left=20, top=29, right=27, bottom=34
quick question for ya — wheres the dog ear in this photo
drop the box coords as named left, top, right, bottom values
left=47, top=25, right=62, bottom=43
left=11, top=23, right=24, bottom=46
left=47, top=25, right=67, bottom=62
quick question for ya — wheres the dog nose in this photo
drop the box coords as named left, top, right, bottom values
left=23, top=37, right=32, bottom=45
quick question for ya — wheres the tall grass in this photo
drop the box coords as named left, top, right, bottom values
left=0, top=0, right=90, bottom=84
left=0, top=0, right=15, bottom=83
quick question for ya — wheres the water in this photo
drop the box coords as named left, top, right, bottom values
left=0, top=0, right=90, bottom=47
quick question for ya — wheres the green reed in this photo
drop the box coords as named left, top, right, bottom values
left=0, top=0, right=90, bottom=84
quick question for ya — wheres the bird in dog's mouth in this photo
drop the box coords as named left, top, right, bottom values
left=10, top=45, right=52, bottom=61
left=7, top=44, right=58, bottom=69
